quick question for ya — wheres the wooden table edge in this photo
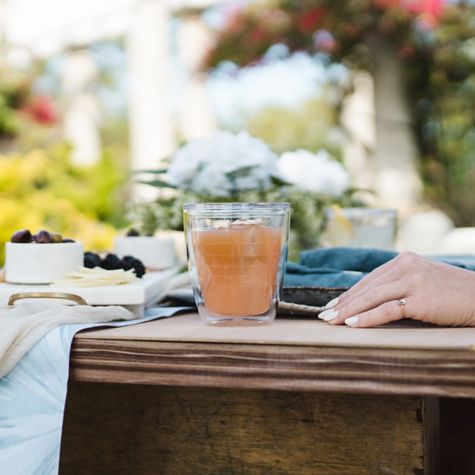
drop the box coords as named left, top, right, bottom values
left=69, top=336, right=475, bottom=398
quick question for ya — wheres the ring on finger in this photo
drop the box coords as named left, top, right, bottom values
left=398, top=298, right=406, bottom=318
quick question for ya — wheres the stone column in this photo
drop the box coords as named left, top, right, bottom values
left=61, top=49, right=102, bottom=166
left=341, top=70, right=377, bottom=202
left=127, top=0, right=175, bottom=197
left=177, top=13, right=215, bottom=140
left=367, top=34, right=423, bottom=215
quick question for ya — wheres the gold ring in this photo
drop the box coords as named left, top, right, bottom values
left=398, top=298, right=406, bottom=317
left=8, top=292, right=87, bottom=307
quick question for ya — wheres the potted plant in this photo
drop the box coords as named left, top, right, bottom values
left=115, top=202, right=179, bottom=270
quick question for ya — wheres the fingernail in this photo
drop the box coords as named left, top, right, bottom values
left=324, top=297, right=339, bottom=309
left=319, top=309, right=339, bottom=321
left=345, top=316, right=359, bottom=327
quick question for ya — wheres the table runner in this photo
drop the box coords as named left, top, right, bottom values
left=0, top=307, right=188, bottom=475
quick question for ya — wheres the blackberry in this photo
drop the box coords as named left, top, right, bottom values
left=121, top=255, right=146, bottom=278
left=121, top=255, right=136, bottom=271
left=131, top=259, right=146, bottom=278
left=102, top=253, right=122, bottom=270
left=84, top=252, right=102, bottom=269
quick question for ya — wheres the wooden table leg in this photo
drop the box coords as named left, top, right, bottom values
left=439, top=397, right=475, bottom=475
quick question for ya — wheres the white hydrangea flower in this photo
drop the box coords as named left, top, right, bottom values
left=167, top=131, right=280, bottom=197
left=278, top=149, right=350, bottom=197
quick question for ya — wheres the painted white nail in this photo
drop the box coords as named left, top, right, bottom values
left=345, top=316, right=359, bottom=327
left=324, top=297, right=339, bottom=310
left=319, top=309, right=339, bottom=321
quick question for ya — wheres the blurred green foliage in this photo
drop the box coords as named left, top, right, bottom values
left=0, top=50, right=133, bottom=267
left=0, top=69, right=30, bottom=139
left=0, top=145, right=129, bottom=264
left=206, top=0, right=475, bottom=226
left=245, top=95, right=343, bottom=157
left=411, top=7, right=475, bottom=225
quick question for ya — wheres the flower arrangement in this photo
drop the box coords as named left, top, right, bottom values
left=135, top=130, right=360, bottom=259
left=134, top=131, right=285, bottom=233
left=278, top=149, right=349, bottom=197
left=167, top=131, right=282, bottom=197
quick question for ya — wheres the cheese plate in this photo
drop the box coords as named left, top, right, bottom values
left=0, top=267, right=180, bottom=316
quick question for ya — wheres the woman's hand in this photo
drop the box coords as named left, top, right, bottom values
left=318, top=252, right=475, bottom=328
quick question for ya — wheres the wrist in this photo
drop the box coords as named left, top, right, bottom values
left=466, top=271, right=475, bottom=326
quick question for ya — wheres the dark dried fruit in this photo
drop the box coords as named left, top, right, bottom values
left=102, top=253, right=122, bottom=270
left=11, top=229, right=32, bottom=243
left=126, top=228, right=140, bottom=237
left=51, top=233, right=63, bottom=243
left=35, top=230, right=53, bottom=243
left=84, top=252, right=102, bottom=269
left=11, top=228, right=74, bottom=244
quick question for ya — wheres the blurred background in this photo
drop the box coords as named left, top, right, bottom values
left=1, top=0, right=475, bottom=261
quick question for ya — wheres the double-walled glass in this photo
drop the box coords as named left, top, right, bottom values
left=184, top=203, right=290, bottom=325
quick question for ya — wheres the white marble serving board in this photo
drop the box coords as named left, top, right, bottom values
left=0, top=267, right=180, bottom=316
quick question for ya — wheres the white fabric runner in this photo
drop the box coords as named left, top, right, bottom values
left=0, top=301, right=134, bottom=379
left=0, top=305, right=189, bottom=475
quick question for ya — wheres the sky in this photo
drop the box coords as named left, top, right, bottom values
left=207, top=53, right=347, bottom=126
left=4, top=0, right=135, bottom=57
left=3, top=0, right=228, bottom=57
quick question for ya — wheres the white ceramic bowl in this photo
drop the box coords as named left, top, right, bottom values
left=115, top=235, right=177, bottom=270
left=5, top=241, right=84, bottom=284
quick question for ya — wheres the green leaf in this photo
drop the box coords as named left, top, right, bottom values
left=133, top=168, right=168, bottom=175
left=344, top=187, right=375, bottom=196
left=225, top=165, right=258, bottom=180
left=135, top=179, right=176, bottom=189
left=270, top=175, right=292, bottom=187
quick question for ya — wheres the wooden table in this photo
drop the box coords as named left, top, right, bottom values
left=60, top=313, right=475, bottom=475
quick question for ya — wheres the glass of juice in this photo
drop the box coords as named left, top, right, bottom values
left=184, top=202, right=290, bottom=325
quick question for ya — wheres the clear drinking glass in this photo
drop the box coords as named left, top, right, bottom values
left=184, top=202, right=290, bottom=325
left=323, top=207, right=398, bottom=249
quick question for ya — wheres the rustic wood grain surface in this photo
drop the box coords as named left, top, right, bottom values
left=60, top=383, right=431, bottom=475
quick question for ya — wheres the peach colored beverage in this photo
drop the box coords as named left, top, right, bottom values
left=193, top=224, right=282, bottom=316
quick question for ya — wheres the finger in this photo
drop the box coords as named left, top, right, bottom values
left=333, top=267, right=407, bottom=318
left=320, top=279, right=406, bottom=325
left=343, top=300, right=410, bottom=328
left=333, top=266, right=403, bottom=314
left=335, top=255, right=402, bottom=306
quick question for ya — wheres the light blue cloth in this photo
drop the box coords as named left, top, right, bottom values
left=0, top=306, right=189, bottom=475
